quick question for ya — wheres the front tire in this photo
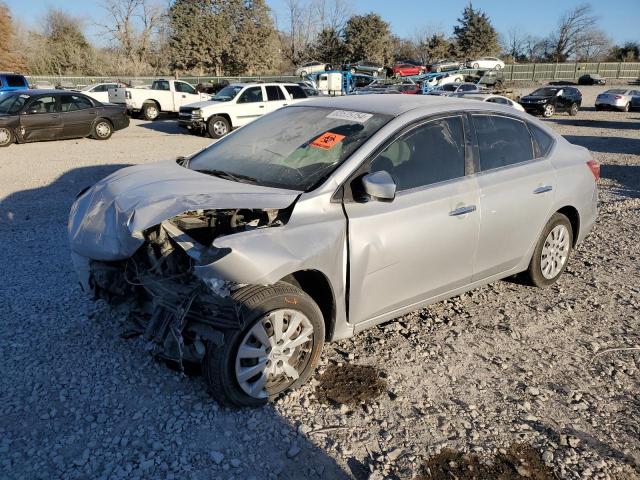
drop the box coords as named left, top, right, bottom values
left=141, top=102, right=159, bottom=121
left=543, top=103, right=556, bottom=117
left=0, top=127, right=14, bottom=147
left=525, top=213, right=573, bottom=287
left=203, top=283, right=325, bottom=407
left=92, top=119, right=113, bottom=140
left=207, top=116, right=231, bottom=139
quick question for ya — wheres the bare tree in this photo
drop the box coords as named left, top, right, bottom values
left=503, top=27, right=527, bottom=60
left=549, top=3, right=598, bottom=62
left=575, top=28, right=611, bottom=61
left=312, top=0, right=352, bottom=32
left=282, top=0, right=316, bottom=64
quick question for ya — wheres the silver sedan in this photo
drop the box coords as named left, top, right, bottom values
left=595, top=88, right=640, bottom=112
left=69, top=96, right=599, bottom=406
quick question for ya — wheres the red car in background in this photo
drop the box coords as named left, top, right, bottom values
left=392, top=63, right=425, bottom=77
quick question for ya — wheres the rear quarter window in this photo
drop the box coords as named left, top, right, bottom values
left=529, top=124, right=554, bottom=157
left=6, top=75, right=27, bottom=87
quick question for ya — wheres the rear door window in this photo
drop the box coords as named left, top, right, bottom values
left=473, top=115, right=535, bottom=171
left=61, top=95, right=94, bottom=112
left=265, top=85, right=286, bottom=101
left=6, top=75, right=27, bottom=87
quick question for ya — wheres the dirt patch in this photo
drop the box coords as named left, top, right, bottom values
left=315, top=364, right=387, bottom=406
left=415, top=444, right=555, bottom=480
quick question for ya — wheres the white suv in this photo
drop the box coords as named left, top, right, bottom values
left=179, top=82, right=309, bottom=138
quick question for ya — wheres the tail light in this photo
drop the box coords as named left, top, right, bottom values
left=587, top=160, right=600, bottom=181
left=614, top=95, right=622, bottom=100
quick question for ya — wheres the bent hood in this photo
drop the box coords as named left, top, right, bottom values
left=68, top=160, right=300, bottom=261
left=183, top=99, right=225, bottom=109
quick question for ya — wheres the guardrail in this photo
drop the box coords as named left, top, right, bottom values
left=25, top=63, right=640, bottom=87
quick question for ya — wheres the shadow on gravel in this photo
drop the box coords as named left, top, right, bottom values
left=550, top=118, right=640, bottom=130
left=136, top=117, right=199, bottom=136
left=563, top=135, right=640, bottom=155
left=600, top=164, right=640, bottom=198
left=0, top=165, right=350, bottom=479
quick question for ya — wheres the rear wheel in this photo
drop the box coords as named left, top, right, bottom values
left=569, top=102, right=579, bottom=116
left=543, top=103, right=556, bottom=117
left=203, top=283, right=325, bottom=407
left=623, top=103, right=630, bottom=112
left=0, top=127, right=14, bottom=147
left=92, top=119, right=113, bottom=140
left=472, top=63, right=479, bottom=69
left=207, top=116, right=231, bottom=139
left=141, top=102, right=159, bottom=121
left=525, top=213, right=573, bottom=287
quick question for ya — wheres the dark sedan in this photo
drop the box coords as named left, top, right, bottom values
left=0, top=90, right=129, bottom=147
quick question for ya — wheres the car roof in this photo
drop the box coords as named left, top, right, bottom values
left=230, top=82, right=299, bottom=87
left=292, top=94, right=521, bottom=117
left=2, top=89, right=59, bottom=95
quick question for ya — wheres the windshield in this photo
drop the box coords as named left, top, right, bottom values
left=0, top=93, right=29, bottom=114
left=188, top=106, right=392, bottom=191
left=213, top=85, right=243, bottom=102
left=531, top=87, right=559, bottom=96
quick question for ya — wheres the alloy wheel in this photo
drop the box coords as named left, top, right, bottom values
left=95, top=122, right=111, bottom=138
left=146, top=106, right=158, bottom=120
left=212, top=120, right=228, bottom=136
left=234, top=309, right=314, bottom=399
left=0, top=128, right=11, bottom=146
left=544, top=104, right=555, bottom=117
left=540, top=224, right=570, bottom=279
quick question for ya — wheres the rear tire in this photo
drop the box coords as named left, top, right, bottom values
left=569, top=103, right=579, bottom=116
left=524, top=213, right=573, bottom=288
left=92, top=119, right=113, bottom=140
left=142, top=102, right=159, bottom=121
left=203, top=282, right=325, bottom=407
left=0, top=127, right=14, bottom=147
left=207, top=116, right=231, bottom=139
left=623, top=103, right=630, bottom=112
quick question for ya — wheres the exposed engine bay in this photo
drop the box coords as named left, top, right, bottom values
left=88, top=207, right=291, bottom=368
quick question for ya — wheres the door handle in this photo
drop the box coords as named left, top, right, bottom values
left=182, top=95, right=186, bottom=98
left=449, top=205, right=476, bottom=216
left=51, top=114, right=59, bottom=118
left=259, top=105, right=265, bottom=108
left=533, top=185, right=553, bottom=194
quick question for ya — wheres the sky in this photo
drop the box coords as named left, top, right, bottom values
left=5, top=0, right=640, bottom=46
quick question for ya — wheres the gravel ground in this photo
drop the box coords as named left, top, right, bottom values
left=1, top=85, right=638, bottom=480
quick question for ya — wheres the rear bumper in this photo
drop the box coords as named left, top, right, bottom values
left=595, top=102, right=627, bottom=110
left=113, top=115, right=130, bottom=131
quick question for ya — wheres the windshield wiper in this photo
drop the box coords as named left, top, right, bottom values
left=195, top=169, right=258, bottom=184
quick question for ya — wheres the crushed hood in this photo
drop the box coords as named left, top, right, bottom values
left=68, top=160, right=300, bottom=261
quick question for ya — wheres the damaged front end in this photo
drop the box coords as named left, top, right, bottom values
left=86, top=207, right=292, bottom=368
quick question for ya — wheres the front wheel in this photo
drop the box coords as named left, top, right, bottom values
left=207, top=116, right=231, bottom=139
left=569, top=103, right=579, bottom=116
left=524, top=213, right=573, bottom=287
left=0, top=127, right=14, bottom=147
left=472, top=63, right=479, bottom=69
left=203, top=283, right=325, bottom=407
left=543, top=103, right=556, bottom=117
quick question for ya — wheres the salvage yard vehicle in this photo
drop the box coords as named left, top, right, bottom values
left=346, top=61, right=385, bottom=77
left=392, top=63, right=425, bottom=78
left=178, top=82, right=309, bottom=139
left=595, top=88, right=640, bottom=112
left=68, top=95, right=598, bottom=406
left=421, top=72, right=465, bottom=91
left=466, top=57, right=505, bottom=70
left=108, top=79, right=211, bottom=120
left=519, top=86, right=582, bottom=117
left=426, top=82, right=483, bottom=96
left=295, top=61, right=329, bottom=77
left=0, top=72, right=29, bottom=93
left=79, top=82, right=127, bottom=103
left=428, top=59, right=462, bottom=72
left=578, top=74, right=606, bottom=85
left=0, top=90, right=129, bottom=147
left=460, top=93, right=525, bottom=111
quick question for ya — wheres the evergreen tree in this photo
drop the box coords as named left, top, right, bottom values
left=453, top=3, right=499, bottom=59
left=423, top=34, right=454, bottom=62
left=311, top=28, right=344, bottom=66
left=343, top=13, right=393, bottom=65
left=0, top=3, right=24, bottom=71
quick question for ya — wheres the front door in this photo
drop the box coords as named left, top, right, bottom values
left=173, top=81, right=201, bottom=108
left=344, top=115, right=480, bottom=324
left=470, top=114, right=555, bottom=281
left=60, top=94, right=96, bottom=138
left=20, top=95, right=61, bottom=142
left=234, top=86, right=266, bottom=127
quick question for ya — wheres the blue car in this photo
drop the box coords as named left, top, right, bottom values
left=0, top=73, right=29, bottom=94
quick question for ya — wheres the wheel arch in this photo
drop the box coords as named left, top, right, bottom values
left=143, top=99, right=161, bottom=110
left=556, top=205, right=580, bottom=247
left=210, top=112, right=233, bottom=128
left=280, top=269, right=336, bottom=341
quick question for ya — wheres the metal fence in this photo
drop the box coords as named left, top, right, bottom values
left=26, top=62, right=640, bottom=87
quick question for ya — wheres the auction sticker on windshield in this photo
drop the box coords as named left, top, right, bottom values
left=310, top=132, right=346, bottom=150
left=326, top=110, right=373, bottom=123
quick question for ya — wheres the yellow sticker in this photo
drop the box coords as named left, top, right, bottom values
left=310, top=132, right=346, bottom=150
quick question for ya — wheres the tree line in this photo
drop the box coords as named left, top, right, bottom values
left=0, top=0, right=638, bottom=77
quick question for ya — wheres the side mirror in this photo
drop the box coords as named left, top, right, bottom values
left=362, top=171, right=396, bottom=202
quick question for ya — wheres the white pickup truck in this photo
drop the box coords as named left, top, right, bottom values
left=178, top=82, right=309, bottom=139
left=108, top=79, right=211, bottom=120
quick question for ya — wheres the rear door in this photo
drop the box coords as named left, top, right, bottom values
left=234, top=86, right=266, bottom=126
left=264, top=85, right=289, bottom=114
left=60, top=94, right=96, bottom=138
left=470, top=113, right=555, bottom=281
left=20, top=95, right=62, bottom=142
left=344, top=114, right=481, bottom=324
